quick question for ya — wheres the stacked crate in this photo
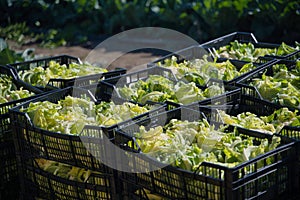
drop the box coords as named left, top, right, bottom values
left=0, top=65, right=43, bottom=199
left=2, top=32, right=300, bottom=200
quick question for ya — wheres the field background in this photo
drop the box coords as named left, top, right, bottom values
left=1, top=0, right=299, bottom=70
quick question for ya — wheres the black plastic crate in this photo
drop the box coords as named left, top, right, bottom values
left=187, top=94, right=300, bottom=199
left=0, top=141, right=19, bottom=200
left=115, top=107, right=298, bottom=200
left=148, top=45, right=276, bottom=85
left=201, top=32, right=299, bottom=62
left=19, top=157, right=117, bottom=200
left=0, top=65, right=43, bottom=199
left=0, top=141, right=18, bottom=185
left=9, top=86, right=167, bottom=171
left=99, top=66, right=241, bottom=107
left=236, top=59, right=299, bottom=110
left=7, top=55, right=126, bottom=91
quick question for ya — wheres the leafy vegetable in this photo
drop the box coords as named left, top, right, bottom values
left=22, top=96, right=150, bottom=135
left=218, top=107, right=300, bottom=134
left=18, top=60, right=108, bottom=87
left=158, top=56, right=256, bottom=85
left=219, top=111, right=275, bottom=134
left=216, top=40, right=300, bottom=62
left=276, top=42, right=300, bottom=56
left=250, top=61, right=300, bottom=109
left=118, top=75, right=224, bottom=105
left=0, top=38, right=36, bottom=65
left=35, top=158, right=109, bottom=199
left=23, top=96, right=96, bottom=134
left=262, top=107, right=300, bottom=131
left=0, top=75, right=34, bottom=103
left=135, top=188, right=167, bottom=200
left=95, top=101, right=149, bottom=126
left=36, top=158, right=95, bottom=182
left=134, top=118, right=281, bottom=171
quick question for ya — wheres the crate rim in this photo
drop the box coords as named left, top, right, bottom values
left=102, top=65, right=178, bottom=83
left=6, top=54, right=82, bottom=68
left=0, top=64, right=18, bottom=80
left=148, top=45, right=273, bottom=67
left=201, top=31, right=299, bottom=62
left=201, top=31, right=259, bottom=47
left=6, top=55, right=127, bottom=91
left=147, top=44, right=205, bottom=67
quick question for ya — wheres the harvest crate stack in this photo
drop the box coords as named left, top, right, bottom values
left=2, top=55, right=128, bottom=199
left=8, top=84, right=167, bottom=198
left=1, top=32, right=300, bottom=200
left=10, top=87, right=119, bottom=199
left=0, top=65, right=43, bottom=199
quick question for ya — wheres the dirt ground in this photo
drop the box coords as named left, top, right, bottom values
left=8, top=39, right=163, bottom=73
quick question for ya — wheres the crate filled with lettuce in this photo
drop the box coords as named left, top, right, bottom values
left=148, top=45, right=276, bottom=86
left=7, top=55, right=126, bottom=91
left=187, top=94, right=300, bottom=199
left=0, top=65, right=43, bottom=199
left=9, top=86, right=166, bottom=170
left=201, top=32, right=300, bottom=62
left=99, top=66, right=240, bottom=107
left=237, top=59, right=300, bottom=111
left=187, top=94, right=300, bottom=140
left=114, top=107, right=298, bottom=200
left=9, top=86, right=166, bottom=198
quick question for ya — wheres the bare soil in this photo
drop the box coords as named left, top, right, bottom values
left=8, top=40, right=163, bottom=73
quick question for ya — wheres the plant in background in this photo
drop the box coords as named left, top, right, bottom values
left=0, top=22, right=30, bottom=44
left=0, top=38, right=35, bottom=65
left=0, top=0, right=299, bottom=46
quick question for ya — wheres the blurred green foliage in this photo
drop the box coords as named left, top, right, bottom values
left=0, top=38, right=35, bottom=64
left=0, top=0, right=299, bottom=47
